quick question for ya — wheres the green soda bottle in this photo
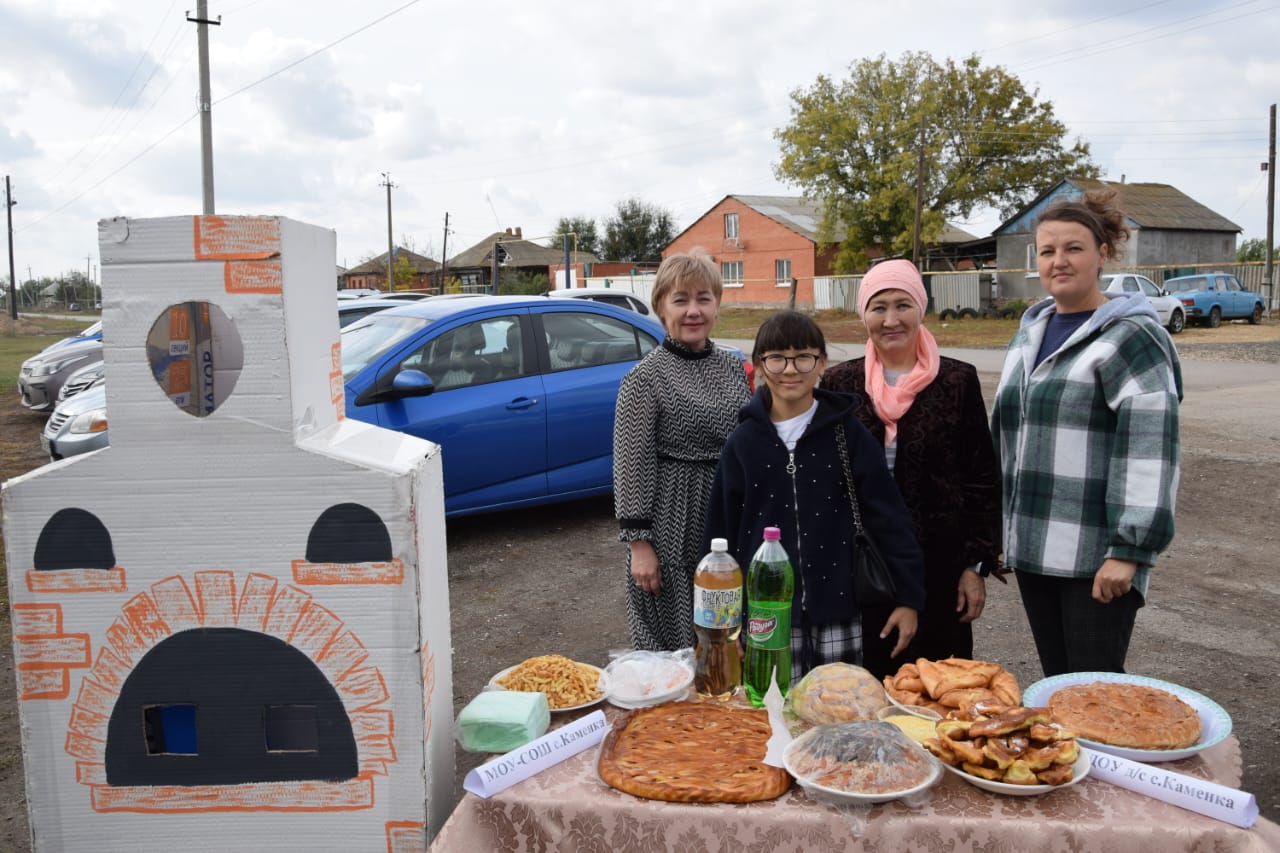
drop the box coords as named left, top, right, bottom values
left=743, top=527, right=795, bottom=707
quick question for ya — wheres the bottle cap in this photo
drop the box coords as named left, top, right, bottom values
left=763, top=527, right=781, bottom=541
left=710, top=538, right=729, bottom=552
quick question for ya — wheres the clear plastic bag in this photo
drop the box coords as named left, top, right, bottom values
left=602, top=648, right=695, bottom=708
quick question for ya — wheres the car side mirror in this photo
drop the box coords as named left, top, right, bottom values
left=354, top=368, right=435, bottom=406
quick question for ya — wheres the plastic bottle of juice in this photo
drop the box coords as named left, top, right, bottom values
left=743, top=527, right=795, bottom=707
left=692, top=538, right=743, bottom=699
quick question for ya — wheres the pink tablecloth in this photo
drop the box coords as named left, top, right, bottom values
left=431, top=727, right=1278, bottom=852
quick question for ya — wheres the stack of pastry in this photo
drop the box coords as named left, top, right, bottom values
left=883, top=657, right=1020, bottom=716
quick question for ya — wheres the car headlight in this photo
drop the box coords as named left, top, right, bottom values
left=69, top=409, right=109, bottom=434
left=31, top=355, right=89, bottom=377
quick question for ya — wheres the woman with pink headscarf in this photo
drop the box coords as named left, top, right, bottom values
left=823, top=259, right=1003, bottom=679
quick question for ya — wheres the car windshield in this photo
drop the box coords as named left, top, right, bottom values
left=1165, top=277, right=1206, bottom=293
left=341, top=314, right=433, bottom=381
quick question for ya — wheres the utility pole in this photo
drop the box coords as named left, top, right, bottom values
left=6, top=176, right=16, bottom=324
left=1264, top=103, right=1276, bottom=313
left=380, top=172, right=395, bottom=291
left=439, top=212, right=450, bottom=293
left=187, top=2, right=221, bottom=214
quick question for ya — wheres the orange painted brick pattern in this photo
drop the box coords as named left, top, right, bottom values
left=315, top=630, right=370, bottom=684
left=236, top=573, right=280, bottom=631
left=288, top=602, right=342, bottom=658
left=193, top=216, right=281, bottom=261
left=385, top=820, right=427, bottom=853
left=151, top=576, right=201, bottom=634
left=91, top=777, right=374, bottom=813
left=13, top=603, right=92, bottom=700
left=195, top=570, right=238, bottom=627
left=292, top=559, right=405, bottom=586
left=224, top=260, right=283, bottom=294
left=263, top=584, right=313, bottom=640
left=26, top=566, right=127, bottom=593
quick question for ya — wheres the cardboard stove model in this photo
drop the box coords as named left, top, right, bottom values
left=2, top=216, right=453, bottom=852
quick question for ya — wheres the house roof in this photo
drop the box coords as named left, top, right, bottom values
left=449, top=231, right=597, bottom=268
left=346, top=247, right=440, bottom=275
left=700, top=194, right=977, bottom=246
left=996, top=178, right=1241, bottom=235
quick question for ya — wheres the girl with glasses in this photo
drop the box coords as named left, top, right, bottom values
left=704, top=311, right=925, bottom=682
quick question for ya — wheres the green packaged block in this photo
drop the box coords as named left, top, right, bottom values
left=457, top=691, right=551, bottom=753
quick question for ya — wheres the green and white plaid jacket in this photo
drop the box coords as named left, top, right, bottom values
left=990, top=292, right=1182, bottom=600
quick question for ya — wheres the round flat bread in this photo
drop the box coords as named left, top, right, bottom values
left=597, top=702, right=791, bottom=803
left=1048, top=681, right=1201, bottom=750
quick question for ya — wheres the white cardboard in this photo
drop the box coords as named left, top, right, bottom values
left=2, top=215, right=454, bottom=852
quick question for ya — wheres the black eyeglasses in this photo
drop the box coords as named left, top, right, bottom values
left=760, top=353, right=820, bottom=374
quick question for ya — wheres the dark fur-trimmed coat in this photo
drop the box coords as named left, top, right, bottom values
left=823, top=356, right=1001, bottom=674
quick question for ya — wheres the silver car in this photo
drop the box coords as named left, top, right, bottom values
left=56, top=359, right=105, bottom=403
left=42, top=383, right=109, bottom=460
left=1100, top=274, right=1185, bottom=334
left=18, top=337, right=104, bottom=411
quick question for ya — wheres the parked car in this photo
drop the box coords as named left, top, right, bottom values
left=337, top=288, right=382, bottom=300
left=338, top=297, right=408, bottom=329
left=1100, top=274, right=1185, bottom=334
left=1162, top=273, right=1265, bottom=327
left=547, top=287, right=651, bottom=316
left=56, top=359, right=106, bottom=403
left=42, top=383, right=109, bottom=460
left=18, top=336, right=104, bottom=412
left=361, top=291, right=433, bottom=302
left=44, top=320, right=103, bottom=350
left=341, top=295, right=671, bottom=516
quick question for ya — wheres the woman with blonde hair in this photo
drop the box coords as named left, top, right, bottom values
left=613, top=250, right=751, bottom=650
left=823, top=259, right=1002, bottom=679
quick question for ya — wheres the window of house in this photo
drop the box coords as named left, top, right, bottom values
left=775, top=259, right=792, bottom=286
left=724, top=213, right=739, bottom=239
left=722, top=262, right=744, bottom=286
left=1026, top=242, right=1036, bottom=270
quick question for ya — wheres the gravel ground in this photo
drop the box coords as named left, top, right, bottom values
left=1, top=328, right=1277, bottom=850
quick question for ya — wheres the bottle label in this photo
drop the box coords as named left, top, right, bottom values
left=693, top=585, right=742, bottom=629
left=746, top=601, right=791, bottom=650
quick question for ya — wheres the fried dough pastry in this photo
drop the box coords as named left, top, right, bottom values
left=1048, top=681, right=1202, bottom=750
left=922, top=702, right=1079, bottom=787
left=883, top=657, right=1021, bottom=716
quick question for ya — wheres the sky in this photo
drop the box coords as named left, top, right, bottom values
left=1, top=0, right=1277, bottom=284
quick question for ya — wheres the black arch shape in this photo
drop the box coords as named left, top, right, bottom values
left=34, top=507, right=115, bottom=571
left=306, top=503, right=393, bottom=564
left=105, top=628, right=359, bottom=786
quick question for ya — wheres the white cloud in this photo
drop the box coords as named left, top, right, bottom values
left=2, top=0, right=1276, bottom=275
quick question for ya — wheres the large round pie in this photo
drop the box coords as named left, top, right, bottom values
left=597, top=702, right=791, bottom=802
left=1048, top=681, right=1202, bottom=750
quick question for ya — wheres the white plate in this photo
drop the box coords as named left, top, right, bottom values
left=886, top=693, right=944, bottom=720
left=487, top=662, right=606, bottom=713
left=1021, top=672, right=1232, bottom=763
left=604, top=658, right=694, bottom=709
left=942, top=750, right=1090, bottom=796
left=783, top=725, right=943, bottom=804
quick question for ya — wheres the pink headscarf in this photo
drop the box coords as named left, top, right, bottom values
left=856, top=259, right=941, bottom=448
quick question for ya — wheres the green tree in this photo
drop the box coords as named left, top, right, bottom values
left=548, top=216, right=601, bottom=257
left=601, top=198, right=676, bottom=262
left=1237, top=237, right=1277, bottom=262
left=392, top=254, right=416, bottom=290
left=775, top=52, right=1099, bottom=271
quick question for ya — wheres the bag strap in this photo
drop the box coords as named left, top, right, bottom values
left=834, top=423, right=866, bottom=536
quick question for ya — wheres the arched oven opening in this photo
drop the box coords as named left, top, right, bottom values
left=105, top=627, right=358, bottom=786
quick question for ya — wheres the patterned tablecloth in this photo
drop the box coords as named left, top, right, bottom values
left=430, top=716, right=1279, bottom=852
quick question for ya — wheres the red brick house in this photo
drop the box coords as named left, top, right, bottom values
left=664, top=195, right=978, bottom=307
left=342, top=248, right=440, bottom=292
left=664, top=195, right=838, bottom=307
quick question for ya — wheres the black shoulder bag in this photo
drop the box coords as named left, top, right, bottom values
left=835, top=423, right=899, bottom=607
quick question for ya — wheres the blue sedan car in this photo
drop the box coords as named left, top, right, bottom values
left=341, top=295, right=667, bottom=516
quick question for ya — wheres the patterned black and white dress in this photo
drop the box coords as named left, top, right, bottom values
left=613, top=337, right=751, bottom=651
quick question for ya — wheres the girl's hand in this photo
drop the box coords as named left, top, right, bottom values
left=956, top=571, right=986, bottom=623
left=1092, top=558, right=1137, bottom=603
left=881, top=607, right=918, bottom=658
left=629, top=541, right=661, bottom=594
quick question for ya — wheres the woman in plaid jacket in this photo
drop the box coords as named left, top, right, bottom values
left=991, top=190, right=1182, bottom=677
